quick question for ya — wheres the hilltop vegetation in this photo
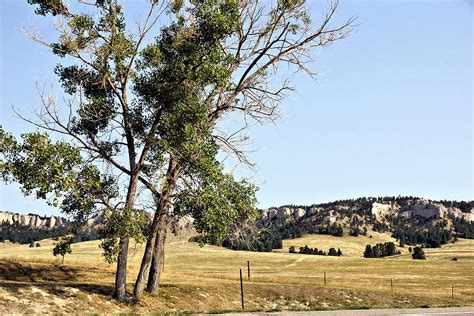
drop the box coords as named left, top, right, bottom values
left=214, top=197, right=474, bottom=252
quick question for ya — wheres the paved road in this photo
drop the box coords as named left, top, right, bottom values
left=219, top=307, right=474, bottom=316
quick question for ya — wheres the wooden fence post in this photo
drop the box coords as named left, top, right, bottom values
left=247, top=260, right=251, bottom=280
left=240, top=268, right=245, bottom=309
left=324, top=272, right=327, bottom=287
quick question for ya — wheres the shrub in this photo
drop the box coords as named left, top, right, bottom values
left=412, top=247, right=426, bottom=260
left=328, top=248, right=338, bottom=256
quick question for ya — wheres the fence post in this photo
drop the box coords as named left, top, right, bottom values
left=247, top=260, right=250, bottom=281
left=240, top=268, right=245, bottom=309
left=452, top=284, right=454, bottom=300
left=324, top=272, right=327, bottom=287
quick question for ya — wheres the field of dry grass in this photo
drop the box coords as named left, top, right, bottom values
left=0, top=232, right=473, bottom=313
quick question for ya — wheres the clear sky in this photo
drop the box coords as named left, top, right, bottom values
left=0, top=0, right=472, bottom=217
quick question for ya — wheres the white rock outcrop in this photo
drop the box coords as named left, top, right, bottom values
left=371, top=202, right=397, bottom=220
left=0, top=211, right=66, bottom=229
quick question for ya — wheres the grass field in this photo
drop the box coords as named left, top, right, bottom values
left=0, top=231, right=473, bottom=313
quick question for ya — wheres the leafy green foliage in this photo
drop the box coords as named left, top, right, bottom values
left=53, top=235, right=73, bottom=263
left=27, top=0, right=68, bottom=16
left=98, top=207, right=148, bottom=263
left=177, top=172, right=258, bottom=244
left=0, top=127, right=115, bottom=218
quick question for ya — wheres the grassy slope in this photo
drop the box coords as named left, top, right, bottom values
left=0, top=232, right=473, bottom=313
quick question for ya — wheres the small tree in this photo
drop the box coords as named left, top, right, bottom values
left=363, top=245, right=373, bottom=258
left=412, top=247, right=426, bottom=260
left=29, top=242, right=35, bottom=248
left=408, top=246, right=413, bottom=253
left=328, top=248, right=338, bottom=256
left=35, top=243, right=41, bottom=247
left=289, top=246, right=296, bottom=254
left=337, top=248, right=342, bottom=256
left=53, top=236, right=74, bottom=264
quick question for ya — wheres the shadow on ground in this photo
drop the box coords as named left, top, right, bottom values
left=0, top=260, right=114, bottom=297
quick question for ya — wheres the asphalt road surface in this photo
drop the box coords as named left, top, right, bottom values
left=220, top=307, right=474, bottom=316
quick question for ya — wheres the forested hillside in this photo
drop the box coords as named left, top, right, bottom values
left=211, top=197, right=474, bottom=252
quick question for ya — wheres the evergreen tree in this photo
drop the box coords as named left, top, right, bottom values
left=412, top=247, right=426, bottom=260
left=364, top=245, right=373, bottom=258
left=328, top=248, right=338, bottom=256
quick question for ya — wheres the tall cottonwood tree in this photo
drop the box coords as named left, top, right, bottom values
left=1, top=0, right=354, bottom=301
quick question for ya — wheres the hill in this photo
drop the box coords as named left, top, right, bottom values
left=217, top=197, right=474, bottom=252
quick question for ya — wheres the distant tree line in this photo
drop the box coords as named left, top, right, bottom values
left=289, top=245, right=342, bottom=256
left=0, top=220, right=100, bottom=245
left=391, top=217, right=453, bottom=248
left=449, top=215, right=474, bottom=239
left=0, top=221, right=69, bottom=244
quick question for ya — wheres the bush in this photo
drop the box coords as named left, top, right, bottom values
left=35, top=243, right=41, bottom=247
left=412, top=247, right=426, bottom=260
left=29, top=242, right=35, bottom=248
left=289, top=245, right=296, bottom=253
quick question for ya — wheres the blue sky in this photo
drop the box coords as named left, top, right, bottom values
left=0, top=0, right=472, bottom=216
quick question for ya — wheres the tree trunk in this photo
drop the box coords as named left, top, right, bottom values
left=146, top=222, right=167, bottom=294
left=113, top=236, right=130, bottom=301
left=133, top=213, right=166, bottom=298
left=113, top=172, right=140, bottom=301
left=133, top=157, right=179, bottom=299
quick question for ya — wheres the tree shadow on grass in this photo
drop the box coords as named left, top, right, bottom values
left=0, top=260, right=115, bottom=298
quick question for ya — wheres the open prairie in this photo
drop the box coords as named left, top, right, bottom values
left=0, top=233, right=473, bottom=314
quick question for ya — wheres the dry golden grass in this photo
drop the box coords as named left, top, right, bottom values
left=0, top=231, right=473, bottom=313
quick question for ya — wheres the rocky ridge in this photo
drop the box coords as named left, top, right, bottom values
left=260, top=199, right=474, bottom=224
left=0, top=211, right=66, bottom=229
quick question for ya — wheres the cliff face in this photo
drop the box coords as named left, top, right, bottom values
left=0, top=211, right=66, bottom=229
left=260, top=199, right=474, bottom=224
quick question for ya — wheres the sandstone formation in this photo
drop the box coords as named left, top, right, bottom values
left=261, top=199, right=474, bottom=224
left=0, top=211, right=66, bottom=229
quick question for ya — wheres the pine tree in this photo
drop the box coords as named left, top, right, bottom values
left=412, top=247, right=426, bottom=260
left=364, top=245, right=373, bottom=258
